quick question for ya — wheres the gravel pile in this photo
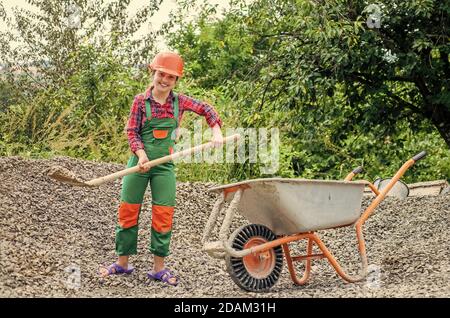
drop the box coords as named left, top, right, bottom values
left=0, top=156, right=448, bottom=298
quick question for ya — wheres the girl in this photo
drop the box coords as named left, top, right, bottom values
left=99, top=52, right=223, bottom=286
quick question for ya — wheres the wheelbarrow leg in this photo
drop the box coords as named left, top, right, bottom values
left=202, top=189, right=244, bottom=258
left=281, top=233, right=369, bottom=284
left=309, top=234, right=367, bottom=283
left=201, top=192, right=225, bottom=244
left=282, top=238, right=313, bottom=285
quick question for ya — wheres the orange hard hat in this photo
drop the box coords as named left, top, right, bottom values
left=149, top=51, right=184, bottom=78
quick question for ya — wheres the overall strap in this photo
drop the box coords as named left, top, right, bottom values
left=145, top=99, right=152, bottom=120
left=173, top=92, right=179, bottom=128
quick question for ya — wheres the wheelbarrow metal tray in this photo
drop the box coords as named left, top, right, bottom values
left=210, top=178, right=367, bottom=235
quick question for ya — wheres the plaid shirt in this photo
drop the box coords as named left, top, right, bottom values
left=126, top=87, right=223, bottom=153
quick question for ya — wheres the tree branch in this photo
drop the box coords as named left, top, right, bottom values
left=258, top=75, right=285, bottom=111
left=353, top=72, right=415, bottom=83
left=384, top=90, right=422, bottom=115
left=346, top=72, right=423, bottom=116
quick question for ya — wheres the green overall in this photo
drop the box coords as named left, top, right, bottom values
left=115, top=94, right=179, bottom=257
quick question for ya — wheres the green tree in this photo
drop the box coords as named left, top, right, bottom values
left=168, top=0, right=449, bottom=146
left=0, top=79, right=19, bottom=110
left=0, top=0, right=161, bottom=93
left=164, top=0, right=449, bottom=181
left=0, top=0, right=159, bottom=160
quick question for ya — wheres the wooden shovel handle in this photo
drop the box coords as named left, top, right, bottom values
left=85, top=134, right=241, bottom=186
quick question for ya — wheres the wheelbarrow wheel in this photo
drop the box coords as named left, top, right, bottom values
left=225, top=224, right=283, bottom=292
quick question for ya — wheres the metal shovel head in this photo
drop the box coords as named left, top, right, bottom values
left=374, top=178, right=409, bottom=198
left=47, top=165, right=94, bottom=187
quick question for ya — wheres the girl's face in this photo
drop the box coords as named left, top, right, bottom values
left=152, top=70, right=177, bottom=94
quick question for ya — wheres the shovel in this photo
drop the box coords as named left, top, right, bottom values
left=48, top=134, right=241, bottom=187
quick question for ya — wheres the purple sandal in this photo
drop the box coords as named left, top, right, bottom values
left=147, top=269, right=179, bottom=286
left=100, top=263, right=135, bottom=276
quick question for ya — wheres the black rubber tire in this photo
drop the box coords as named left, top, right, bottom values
left=225, top=224, right=283, bottom=292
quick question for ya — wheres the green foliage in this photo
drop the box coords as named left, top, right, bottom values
left=163, top=0, right=450, bottom=182
left=165, top=2, right=255, bottom=89
left=0, top=0, right=159, bottom=163
left=0, top=80, right=19, bottom=110
left=0, top=44, right=149, bottom=162
left=0, top=0, right=161, bottom=89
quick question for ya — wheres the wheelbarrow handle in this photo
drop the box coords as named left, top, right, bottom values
left=357, top=149, right=427, bottom=226
left=352, top=166, right=364, bottom=174
left=344, top=166, right=364, bottom=181
left=412, top=151, right=427, bottom=162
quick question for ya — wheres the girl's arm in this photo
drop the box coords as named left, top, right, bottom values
left=210, top=123, right=224, bottom=147
left=126, top=95, right=145, bottom=153
left=126, top=95, right=150, bottom=171
left=178, top=94, right=223, bottom=146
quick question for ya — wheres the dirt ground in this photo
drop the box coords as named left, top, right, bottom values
left=0, top=156, right=448, bottom=298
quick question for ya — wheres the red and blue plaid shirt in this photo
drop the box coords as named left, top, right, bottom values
left=126, top=87, right=223, bottom=153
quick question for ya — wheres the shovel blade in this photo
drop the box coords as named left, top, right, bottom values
left=47, top=166, right=95, bottom=187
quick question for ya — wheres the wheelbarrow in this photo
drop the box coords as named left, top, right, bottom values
left=201, top=151, right=427, bottom=292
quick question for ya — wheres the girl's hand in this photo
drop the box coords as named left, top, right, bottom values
left=135, top=149, right=150, bottom=172
left=211, top=124, right=224, bottom=148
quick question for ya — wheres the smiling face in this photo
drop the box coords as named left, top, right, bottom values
left=152, top=70, right=177, bottom=95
